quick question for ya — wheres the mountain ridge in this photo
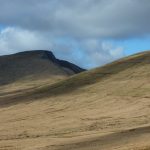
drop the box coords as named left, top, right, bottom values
left=1, top=50, right=150, bottom=106
left=0, top=50, right=85, bottom=85
left=0, top=50, right=85, bottom=74
left=0, top=50, right=85, bottom=99
left=0, top=50, right=150, bottom=150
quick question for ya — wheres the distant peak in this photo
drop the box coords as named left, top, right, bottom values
left=0, top=50, right=86, bottom=74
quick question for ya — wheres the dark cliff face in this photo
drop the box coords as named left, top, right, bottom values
left=45, top=51, right=86, bottom=73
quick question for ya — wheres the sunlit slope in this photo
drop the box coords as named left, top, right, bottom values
left=0, top=51, right=150, bottom=150
left=37, top=50, right=150, bottom=97
left=2, top=50, right=150, bottom=102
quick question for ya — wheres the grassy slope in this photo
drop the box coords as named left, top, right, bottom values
left=1, top=50, right=150, bottom=104
left=0, top=51, right=75, bottom=98
left=0, top=51, right=150, bottom=150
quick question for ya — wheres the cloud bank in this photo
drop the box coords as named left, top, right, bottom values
left=0, top=0, right=149, bottom=68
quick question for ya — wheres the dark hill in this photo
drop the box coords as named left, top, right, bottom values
left=0, top=50, right=85, bottom=96
left=0, top=50, right=85, bottom=85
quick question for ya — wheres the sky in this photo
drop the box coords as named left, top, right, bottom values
left=0, top=0, right=150, bottom=68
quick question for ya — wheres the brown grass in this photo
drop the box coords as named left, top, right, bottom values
left=0, top=51, right=150, bottom=150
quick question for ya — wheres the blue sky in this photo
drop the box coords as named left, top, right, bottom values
left=112, top=37, right=150, bottom=55
left=0, top=0, right=150, bottom=69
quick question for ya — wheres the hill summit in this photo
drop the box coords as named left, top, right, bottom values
left=0, top=50, right=85, bottom=85
left=0, top=50, right=85, bottom=97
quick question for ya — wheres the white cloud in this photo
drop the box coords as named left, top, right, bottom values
left=80, top=39, right=124, bottom=68
left=0, top=0, right=149, bottom=68
left=0, top=27, right=53, bottom=55
left=0, top=27, right=124, bottom=68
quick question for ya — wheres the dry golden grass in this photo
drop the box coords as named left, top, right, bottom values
left=0, top=50, right=150, bottom=150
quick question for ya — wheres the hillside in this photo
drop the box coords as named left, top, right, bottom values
left=0, top=50, right=150, bottom=150
left=0, top=50, right=85, bottom=97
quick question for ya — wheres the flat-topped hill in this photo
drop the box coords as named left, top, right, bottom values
left=0, top=50, right=85, bottom=96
